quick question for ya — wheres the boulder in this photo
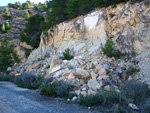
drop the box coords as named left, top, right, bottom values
left=7, top=67, right=12, bottom=72
left=104, top=85, right=111, bottom=91
left=87, top=79, right=101, bottom=91
left=49, top=58, right=59, bottom=71
left=99, top=68, right=107, bottom=75
left=129, top=103, right=139, bottom=110
left=91, top=71, right=97, bottom=80
left=81, top=91, right=87, bottom=96
left=53, top=68, right=68, bottom=78
left=73, top=68, right=90, bottom=79
left=88, top=89, right=97, bottom=95
left=62, top=70, right=75, bottom=79
left=49, top=66, right=62, bottom=74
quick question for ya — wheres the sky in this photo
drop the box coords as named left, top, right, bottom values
left=0, top=0, right=47, bottom=6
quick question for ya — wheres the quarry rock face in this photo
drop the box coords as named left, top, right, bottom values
left=10, top=0, right=150, bottom=95
left=39, top=0, right=150, bottom=54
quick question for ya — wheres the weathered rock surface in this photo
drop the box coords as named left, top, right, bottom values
left=9, top=0, right=150, bottom=96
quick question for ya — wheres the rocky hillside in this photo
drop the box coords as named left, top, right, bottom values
left=0, top=6, right=40, bottom=39
left=10, top=0, right=150, bottom=97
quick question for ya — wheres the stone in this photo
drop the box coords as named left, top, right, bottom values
left=75, top=90, right=81, bottom=96
left=49, top=58, right=59, bottom=71
left=79, top=79, right=85, bottom=85
left=87, top=79, right=101, bottom=91
left=103, top=64, right=109, bottom=70
left=96, top=64, right=103, bottom=71
left=25, top=62, right=41, bottom=71
left=99, top=68, right=107, bottom=75
left=68, top=60, right=78, bottom=67
left=91, top=71, right=97, bottom=80
left=67, top=99, right=70, bottom=102
left=73, top=68, right=90, bottom=79
left=49, top=66, right=62, bottom=74
left=15, top=73, right=21, bottom=76
left=88, top=89, right=97, bottom=95
left=67, top=73, right=75, bottom=80
left=63, top=60, right=68, bottom=64
left=53, top=68, right=68, bottom=78
left=101, top=75, right=109, bottom=80
left=7, top=67, right=12, bottom=72
left=82, top=87, right=87, bottom=91
left=97, top=76, right=102, bottom=81
left=72, top=96, right=78, bottom=101
left=62, top=70, right=74, bottom=78
left=129, top=103, right=139, bottom=110
left=104, top=85, right=111, bottom=91
left=81, top=91, right=87, bottom=96
left=67, top=79, right=80, bottom=88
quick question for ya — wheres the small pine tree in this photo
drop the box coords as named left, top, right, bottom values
left=3, top=8, right=10, bottom=17
left=1, top=24, right=6, bottom=33
left=101, top=39, right=114, bottom=57
left=0, top=38, right=20, bottom=72
left=5, top=21, right=10, bottom=30
left=63, top=48, right=71, bottom=60
left=23, top=11, right=30, bottom=20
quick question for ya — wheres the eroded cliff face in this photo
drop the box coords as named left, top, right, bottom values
left=10, top=0, right=150, bottom=89
left=39, top=0, right=150, bottom=55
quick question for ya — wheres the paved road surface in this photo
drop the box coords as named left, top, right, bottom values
left=0, top=82, right=98, bottom=113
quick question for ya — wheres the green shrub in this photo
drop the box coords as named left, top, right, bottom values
left=8, top=2, right=21, bottom=9
left=79, top=89, right=121, bottom=107
left=126, top=66, right=140, bottom=75
left=112, top=50, right=127, bottom=59
left=0, top=38, right=20, bottom=72
left=1, top=24, right=6, bottom=33
left=31, top=75, right=43, bottom=89
left=20, top=14, right=44, bottom=48
left=14, top=74, right=43, bottom=89
left=101, top=39, right=114, bottom=57
left=121, top=80, right=150, bottom=103
left=101, top=39, right=126, bottom=59
left=5, top=21, right=10, bottom=30
left=111, top=104, right=123, bottom=113
left=22, top=2, right=30, bottom=9
left=23, top=11, right=30, bottom=20
left=34, top=4, right=39, bottom=10
left=39, top=80, right=71, bottom=98
left=3, top=8, right=10, bottom=18
left=14, top=75, right=25, bottom=87
left=0, top=74, right=14, bottom=82
left=63, top=48, right=71, bottom=60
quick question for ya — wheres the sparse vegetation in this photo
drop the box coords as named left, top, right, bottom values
left=126, top=66, right=140, bottom=75
left=79, top=80, right=150, bottom=112
left=5, top=21, right=10, bottom=30
left=101, top=39, right=126, bottom=59
left=63, top=48, right=72, bottom=60
left=39, top=80, right=71, bottom=98
left=22, top=1, right=31, bottom=9
left=23, top=11, right=30, bottom=20
left=3, top=8, right=10, bottom=18
left=41, top=0, right=133, bottom=31
left=0, top=74, right=14, bottom=82
left=1, top=24, right=6, bottom=33
left=0, top=38, right=20, bottom=72
left=79, top=88, right=121, bottom=107
left=8, top=2, right=21, bottom=9
left=111, top=104, right=123, bottom=113
left=101, top=39, right=114, bottom=57
left=121, top=80, right=150, bottom=103
left=20, top=14, right=44, bottom=48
